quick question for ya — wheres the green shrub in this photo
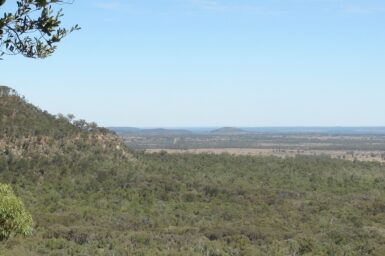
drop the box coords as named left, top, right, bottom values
left=0, top=184, right=33, bottom=240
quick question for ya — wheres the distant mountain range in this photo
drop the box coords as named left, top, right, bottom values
left=110, top=127, right=192, bottom=135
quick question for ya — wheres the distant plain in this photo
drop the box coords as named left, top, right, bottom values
left=111, top=127, right=385, bottom=163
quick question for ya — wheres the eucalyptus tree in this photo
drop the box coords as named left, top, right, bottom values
left=0, top=0, right=79, bottom=59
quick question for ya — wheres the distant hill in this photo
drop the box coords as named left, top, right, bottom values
left=109, top=127, right=142, bottom=134
left=211, top=127, right=249, bottom=135
left=110, top=127, right=192, bottom=135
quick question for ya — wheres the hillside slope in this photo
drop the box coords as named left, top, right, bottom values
left=0, top=86, right=76, bottom=138
left=0, top=86, right=131, bottom=162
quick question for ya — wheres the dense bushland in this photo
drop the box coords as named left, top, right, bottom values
left=1, top=151, right=385, bottom=255
left=1, top=87, right=385, bottom=255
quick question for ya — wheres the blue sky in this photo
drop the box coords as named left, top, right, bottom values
left=1, top=0, right=385, bottom=127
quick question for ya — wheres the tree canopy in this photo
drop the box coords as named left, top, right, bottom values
left=0, top=0, right=79, bottom=59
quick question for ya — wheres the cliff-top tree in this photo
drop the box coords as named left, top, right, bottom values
left=0, top=0, right=79, bottom=59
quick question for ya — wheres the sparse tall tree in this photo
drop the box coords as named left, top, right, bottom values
left=0, top=0, right=79, bottom=59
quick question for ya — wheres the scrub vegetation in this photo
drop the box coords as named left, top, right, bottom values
left=1, top=87, right=385, bottom=255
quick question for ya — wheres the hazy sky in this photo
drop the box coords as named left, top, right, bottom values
left=1, top=0, right=385, bottom=127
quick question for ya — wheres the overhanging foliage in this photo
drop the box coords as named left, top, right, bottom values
left=0, top=0, right=79, bottom=59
